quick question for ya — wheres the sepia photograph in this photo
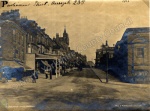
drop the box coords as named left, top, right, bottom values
left=0, top=0, right=149, bottom=110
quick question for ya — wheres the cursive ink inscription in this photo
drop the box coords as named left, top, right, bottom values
left=3, top=2, right=30, bottom=7
left=51, top=0, right=85, bottom=7
left=34, top=1, right=49, bottom=6
left=0, top=0, right=86, bottom=8
left=51, top=0, right=71, bottom=7
left=73, top=0, right=85, bottom=5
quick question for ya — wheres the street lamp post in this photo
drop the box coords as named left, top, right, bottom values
left=106, top=45, right=108, bottom=83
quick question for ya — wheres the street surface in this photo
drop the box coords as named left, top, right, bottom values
left=0, top=68, right=149, bottom=111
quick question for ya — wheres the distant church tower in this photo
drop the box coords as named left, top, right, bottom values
left=63, top=26, right=69, bottom=45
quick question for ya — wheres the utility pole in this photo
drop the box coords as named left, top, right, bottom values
left=106, top=45, right=108, bottom=83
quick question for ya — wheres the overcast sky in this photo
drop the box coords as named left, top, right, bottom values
left=0, top=0, right=149, bottom=62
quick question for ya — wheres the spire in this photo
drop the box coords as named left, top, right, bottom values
left=63, top=25, right=69, bottom=45
left=106, top=40, right=108, bottom=46
left=64, top=25, right=66, bottom=33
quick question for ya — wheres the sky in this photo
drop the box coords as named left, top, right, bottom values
left=0, top=0, right=149, bottom=62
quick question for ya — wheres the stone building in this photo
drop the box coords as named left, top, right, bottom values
left=95, top=41, right=115, bottom=68
left=95, top=27, right=150, bottom=83
left=19, top=18, right=54, bottom=54
left=0, top=10, right=61, bottom=78
left=53, top=27, right=69, bottom=52
left=127, top=28, right=150, bottom=82
left=0, top=9, right=87, bottom=79
left=0, top=20, right=27, bottom=62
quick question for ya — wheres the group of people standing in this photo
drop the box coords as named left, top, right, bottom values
left=31, top=67, right=52, bottom=83
left=31, top=61, right=83, bottom=83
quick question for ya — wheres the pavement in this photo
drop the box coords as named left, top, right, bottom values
left=0, top=68, right=149, bottom=111
left=91, top=68, right=119, bottom=83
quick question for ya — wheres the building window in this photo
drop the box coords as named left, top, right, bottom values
left=13, top=30, right=16, bottom=42
left=137, top=48, right=144, bottom=58
left=15, top=50, right=18, bottom=54
left=21, top=36, right=24, bottom=45
left=31, top=36, right=33, bottom=42
left=13, top=30, right=15, bottom=35
left=17, top=32, right=19, bottom=43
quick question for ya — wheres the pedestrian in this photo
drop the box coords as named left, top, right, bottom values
left=45, top=68, right=48, bottom=79
left=35, top=69, right=38, bottom=79
left=31, top=73, right=36, bottom=83
left=45, top=72, right=48, bottom=79
left=62, top=64, right=66, bottom=75
left=49, top=66, right=52, bottom=79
